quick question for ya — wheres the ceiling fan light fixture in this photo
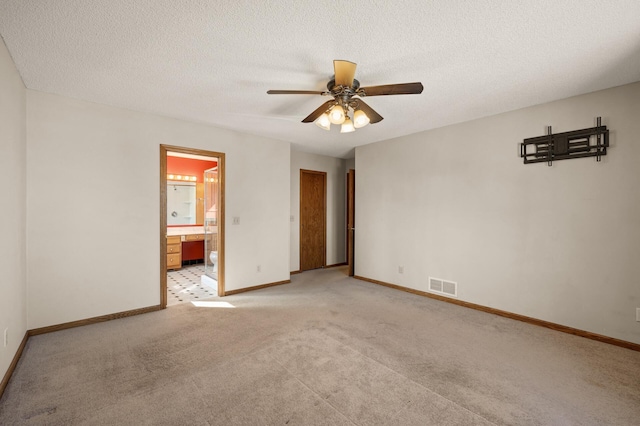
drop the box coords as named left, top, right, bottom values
left=314, top=113, right=331, bottom=130
left=353, top=109, right=370, bottom=128
left=267, top=60, right=422, bottom=133
left=329, top=104, right=346, bottom=125
left=340, top=117, right=355, bottom=133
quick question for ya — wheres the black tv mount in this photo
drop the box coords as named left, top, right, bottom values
left=520, top=117, right=608, bottom=166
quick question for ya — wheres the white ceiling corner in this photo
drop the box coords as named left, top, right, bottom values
left=1, top=0, right=639, bottom=158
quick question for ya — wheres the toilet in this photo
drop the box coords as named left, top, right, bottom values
left=201, top=251, right=218, bottom=294
left=209, top=251, right=218, bottom=279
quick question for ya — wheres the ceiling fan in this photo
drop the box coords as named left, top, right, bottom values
left=267, top=60, right=423, bottom=132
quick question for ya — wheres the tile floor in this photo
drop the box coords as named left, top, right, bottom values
left=166, top=264, right=218, bottom=306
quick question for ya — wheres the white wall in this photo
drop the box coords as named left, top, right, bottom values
left=356, top=82, right=640, bottom=344
left=26, top=91, right=290, bottom=329
left=290, top=151, right=347, bottom=271
left=345, top=158, right=355, bottom=171
left=0, top=38, right=27, bottom=379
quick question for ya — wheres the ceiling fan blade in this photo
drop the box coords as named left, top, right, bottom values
left=359, top=82, right=423, bottom=96
left=302, top=100, right=335, bottom=123
left=334, top=60, right=357, bottom=87
left=354, top=99, right=383, bottom=124
left=267, top=90, right=325, bottom=95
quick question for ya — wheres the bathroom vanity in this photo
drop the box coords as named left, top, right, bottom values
left=166, top=236, right=182, bottom=270
left=166, top=227, right=214, bottom=270
left=182, top=234, right=205, bottom=265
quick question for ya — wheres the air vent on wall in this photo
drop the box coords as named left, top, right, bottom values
left=429, top=277, right=457, bottom=298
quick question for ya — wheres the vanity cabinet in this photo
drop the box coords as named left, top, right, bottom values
left=167, top=235, right=182, bottom=270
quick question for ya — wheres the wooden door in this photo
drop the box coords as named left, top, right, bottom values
left=347, top=169, right=355, bottom=276
left=300, top=170, right=326, bottom=271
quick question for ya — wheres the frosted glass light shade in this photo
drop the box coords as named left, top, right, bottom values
left=329, top=105, right=346, bottom=124
left=340, top=117, right=355, bottom=133
left=353, top=109, right=370, bottom=128
left=314, top=113, right=331, bottom=130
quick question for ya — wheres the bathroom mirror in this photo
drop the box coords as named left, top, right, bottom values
left=167, top=182, right=197, bottom=225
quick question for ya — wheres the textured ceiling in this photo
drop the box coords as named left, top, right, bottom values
left=1, top=1, right=639, bottom=158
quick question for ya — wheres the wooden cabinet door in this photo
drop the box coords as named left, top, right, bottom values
left=300, top=170, right=326, bottom=271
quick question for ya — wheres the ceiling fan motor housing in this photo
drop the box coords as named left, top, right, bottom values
left=327, top=78, right=360, bottom=94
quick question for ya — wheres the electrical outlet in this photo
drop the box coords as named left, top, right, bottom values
left=398, top=266, right=404, bottom=274
left=232, top=217, right=240, bottom=225
left=636, top=308, right=640, bottom=322
left=3, top=328, right=8, bottom=347
left=290, top=215, right=294, bottom=222
left=257, top=265, right=261, bottom=273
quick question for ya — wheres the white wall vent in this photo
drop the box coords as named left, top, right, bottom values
left=428, top=277, right=458, bottom=298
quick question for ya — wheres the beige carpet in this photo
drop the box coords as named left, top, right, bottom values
left=1, top=267, right=639, bottom=425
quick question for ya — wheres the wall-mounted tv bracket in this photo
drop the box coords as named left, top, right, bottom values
left=520, top=117, right=608, bottom=166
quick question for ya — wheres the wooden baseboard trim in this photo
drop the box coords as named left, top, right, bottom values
left=325, top=262, right=347, bottom=269
left=28, top=305, right=163, bottom=336
left=0, top=331, right=29, bottom=400
left=224, top=279, right=291, bottom=296
left=354, top=275, right=640, bottom=352
left=290, top=270, right=302, bottom=275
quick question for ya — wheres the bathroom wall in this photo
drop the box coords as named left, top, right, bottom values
left=355, top=81, right=640, bottom=344
left=290, top=151, right=347, bottom=271
left=166, top=156, right=217, bottom=183
left=26, top=90, right=290, bottom=329
left=0, top=37, right=27, bottom=382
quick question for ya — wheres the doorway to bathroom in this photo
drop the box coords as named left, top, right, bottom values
left=160, top=145, right=225, bottom=308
